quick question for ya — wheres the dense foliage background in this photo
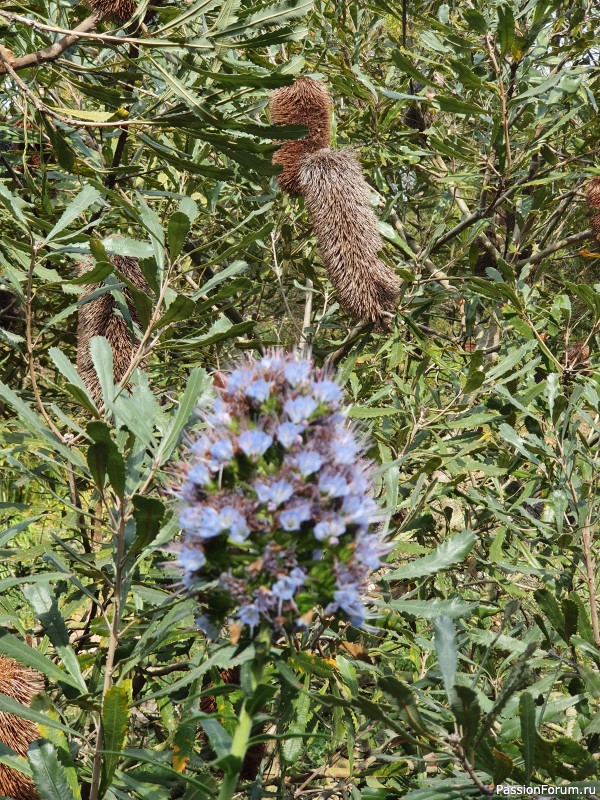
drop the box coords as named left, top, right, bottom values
left=0, top=0, right=599, bottom=797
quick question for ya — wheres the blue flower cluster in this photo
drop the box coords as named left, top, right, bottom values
left=172, top=351, right=383, bottom=634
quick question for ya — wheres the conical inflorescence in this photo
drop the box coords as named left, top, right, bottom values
left=269, top=78, right=332, bottom=196
left=585, top=176, right=600, bottom=240
left=169, top=351, right=384, bottom=636
left=270, top=78, right=400, bottom=324
left=77, top=254, right=149, bottom=403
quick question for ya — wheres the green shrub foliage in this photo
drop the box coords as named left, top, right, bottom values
left=0, top=0, right=599, bottom=797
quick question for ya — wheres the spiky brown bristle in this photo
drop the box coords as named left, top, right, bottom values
left=0, top=656, right=43, bottom=800
left=585, top=177, right=600, bottom=239
left=87, top=0, right=137, bottom=22
left=77, top=255, right=149, bottom=403
left=298, top=148, right=401, bottom=324
left=585, top=177, right=600, bottom=208
left=269, top=78, right=332, bottom=196
left=565, top=341, right=590, bottom=370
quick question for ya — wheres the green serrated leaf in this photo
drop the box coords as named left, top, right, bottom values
left=28, top=739, right=76, bottom=800
left=130, top=495, right=165, bottom=555
left=100, top=682, right=132, bottom=795
left=451, top=685, right=481, bottom=750
left=385, top=530, right=477, bottom=581
left=281, top=676, right=311, bottom=763
left=168, top=212, right=191, bottom=260
left=519, top=692, right=536, bottom=782
left=89, top=336, right=115, bottom=406
left=434, top=616, right=457, bottom=700
left=44, top=186, right=103, bottom=243
left=153, top=294, right=196, bottom=329
left=0, top=632, right=83, bottom=692
left=22, top=583, right=87, bottom=694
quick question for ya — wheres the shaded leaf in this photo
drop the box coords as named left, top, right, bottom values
left=28, top=739, right=76, bottom=800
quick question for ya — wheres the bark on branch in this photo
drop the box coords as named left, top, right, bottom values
left=0, top=12, right=100, bottom=72
left=516, top=229, right=593, bottom=267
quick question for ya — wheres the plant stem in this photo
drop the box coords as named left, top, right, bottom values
left=300, top=277, right=313, bottom=357
left=217, top=653, right=266, bottom=800
left=217, top=703, right=255, bottom=800
left=89, top=500, right=127, bottom=800
left=581, top=511, right=600, bottom=648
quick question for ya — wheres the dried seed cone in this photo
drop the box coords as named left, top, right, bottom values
left=269, top=78, right=332, bottom=196
left=565, top=341, right=590, bottom=371
left=585, top=177, right=600, bottom=239
left=77, top=255, right=149, bottom=403
left=87, top=0, right=137, bottom=22
left=298, top=148, right=401, bottom=323
left=585, top=177, right=600, bottom=209
left=0, top=656, right=44, bottom=800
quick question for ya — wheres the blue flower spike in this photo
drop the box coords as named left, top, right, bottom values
left=170, top=350, right=383, bottom=637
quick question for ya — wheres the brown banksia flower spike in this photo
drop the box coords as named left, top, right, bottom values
left=585, top=176, right=600, bottom=240
left=565, top=341, right=591, bottom=373
left=77, top=254, right=149, bottom=403
left=87, top=0, right=137, bottom=22
left=269, top=78, right=332, bottom=196
left=298, top=148, right=401, bottom=324
left=269, top=78, right=400, bottom=324
left=0, top=656, right=44, bottom=800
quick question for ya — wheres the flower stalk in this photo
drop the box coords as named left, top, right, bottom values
left=217, top=628, right=270, bottom=800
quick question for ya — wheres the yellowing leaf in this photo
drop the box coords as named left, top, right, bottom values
left=51, top=107, right=114, bottom=121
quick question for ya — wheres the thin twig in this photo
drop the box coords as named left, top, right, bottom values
left=24, top=242, right=64, bottom=440
left=0, top=13, right=100, bottom=72
left=485, top=33, right=511, bottom=177
left=454, top=742, right=494, bottom=796
left=516, top=229, right=593, bottom=267
left=300, top=278, right=314, bottom=356
left=89, top=497, right=128, bottom=800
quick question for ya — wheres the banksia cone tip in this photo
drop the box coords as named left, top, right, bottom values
left=77, top=255, right=149, bottom=403
left=585, top=176, right=600, bottom=239
left=0, top=656, right=43, bottom=800
left=298, top=149, right=401, bottom=324
left=269, top=78, right=332, bottom=195
left=87, top=0, right=137, bottom=22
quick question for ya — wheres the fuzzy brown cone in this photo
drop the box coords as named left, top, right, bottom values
left=298, top=148, right=401, bottom=323
left=77, top=255, right=149, bottom=403
left=87, top=0, right=137, bottom=22
left=585, top=177, right=600, bottom=238
left=565, top=341, right=591, bottom=371
left=269, top=78, right=331, bottom=195
left=585, top=177, right=600, bottom=209
left=0, top=656, right=44, bottom=800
